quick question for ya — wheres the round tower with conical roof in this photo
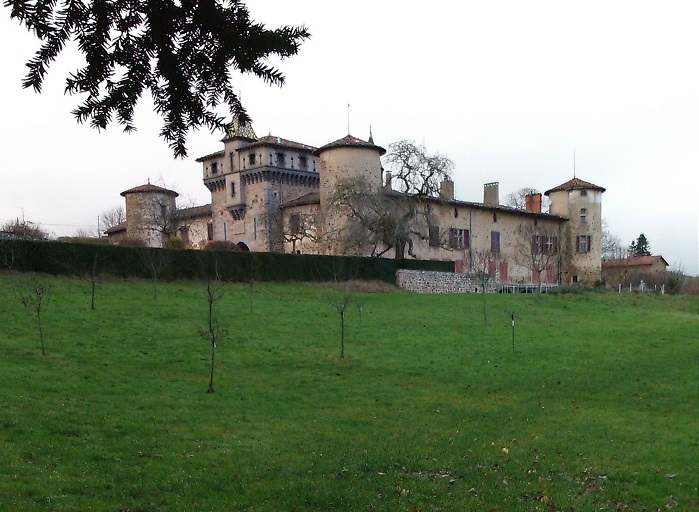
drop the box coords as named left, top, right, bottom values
left=314, top=134, right=386, bottom=254
left=545, top=177, right=605, bottom=284
left=121, top=183, right=179, bottom=247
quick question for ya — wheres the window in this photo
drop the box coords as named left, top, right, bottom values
left=576, top=235, right=591, bottom=253
left=230, top=181, right=236, bottom=197
left=491, top=230, right=500, bottom=253
left=206, top=223, right=213, bottom=241
left=289, top=213, right=301, bottom=234
left=531, top=235, right=558, bottom=254
left=580, top=208, right=587, bottom=224
left=249, top=153, right=256, bottom=165
left=211, top=162, right=218, bottom=174
left=429, top=225, right=440, bottom=247
left=454, top=208, right=458, bottom=218
left=276, top=152, right=285, bottom=166
left=580, top=190, right=588, bottom=197
left=449, top=228, right=465, bottom=249
left=299, top=156, right=308, bottom=169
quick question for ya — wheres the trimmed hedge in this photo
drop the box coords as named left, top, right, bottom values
left=0, top=239, right=454, bottom=283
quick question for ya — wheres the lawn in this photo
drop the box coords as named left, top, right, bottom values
left=0, top=273, right=697, bottom=511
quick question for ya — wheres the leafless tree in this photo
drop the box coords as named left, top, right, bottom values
left=516, top=224, right=561, bottom=295
left=267, top=207, right=320, bottom=253
left=141, top=248, right=169, bottom=300
left=602, top=219, right=624, bottom=260
left=13, top=276, right=51, bottom=355
left=1, top=218, right=49, bottom=240
left=505, top=188, right=539, bottom=210
left=326, top=140, right=453, bottom=259
left=99, top=205, right=125, bottom=233
left=330, top=177, right=418, bottom=258
left=384, top=139, right=454, bottom=198
left=0, top=238, right=18, bottom=271
left=197, top=256, right=226, bottom=393
left=470, top=249, right=496, bottom=326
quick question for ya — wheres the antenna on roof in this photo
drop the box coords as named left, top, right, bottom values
left=347, top=103, right=351, bottom=135
left=368, top=124, right=374, bottom=144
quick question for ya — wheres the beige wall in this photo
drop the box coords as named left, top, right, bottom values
left=124, top=191, right=177, bottom=248
left=549, top=188, right=603, bottom=284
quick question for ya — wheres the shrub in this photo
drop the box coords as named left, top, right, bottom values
left=204, top=240, right=240, bottom=251
left=164, top=237, right=185, bottom=249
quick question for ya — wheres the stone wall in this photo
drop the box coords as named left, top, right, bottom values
left=396, top=270, right=495, bottom=294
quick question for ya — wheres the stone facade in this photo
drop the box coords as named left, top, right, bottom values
left=108, top=123, right=606, bottom=286
left=396, top=269, right=496, bottom=293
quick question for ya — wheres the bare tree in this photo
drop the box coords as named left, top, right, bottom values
left=197, top=256, right=226, bottom=393
left=13, top=276, right=51, bottom=355
left=330, top=177, right=420, bottom=258
left=470, top=250, right=495, bottom=326
left=505, top=188, right=539, bottom=210
left=516, top=224, right=560, bottom=295
left=267, top=207, right=320, bottom=253
left=0, top=238, right=18, bottom=272
left=99, top=205, right=125, bottom=233
left=384, top=139, right=454, bottom=198
left=1, top=218, right=49, bottom=240
left=602, top=219, right=624, bottom=260
left=326, top=140, right=454, bottom=259
left=141, top=248, right=169, bottom=300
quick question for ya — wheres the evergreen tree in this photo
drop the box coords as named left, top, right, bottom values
left=5, top=1, right=310, bottom=157
left=630, top=233, right=651, bottom=256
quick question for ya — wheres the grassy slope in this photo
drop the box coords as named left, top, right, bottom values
left=0, top=274, right=697, bottom=511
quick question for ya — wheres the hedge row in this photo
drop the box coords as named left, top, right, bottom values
left=0, top=239, right=454, bottom=283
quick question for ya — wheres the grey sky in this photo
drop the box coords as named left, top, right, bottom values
left=1, top=1, right=697, bottom=274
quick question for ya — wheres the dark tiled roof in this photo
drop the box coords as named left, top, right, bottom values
left=174, top=204, right=213, bottom=220
left=545, top=177, right=605, bottom=195
left=602, top=256, right=669, bottom=268
left=382, top=190, right=568, bottom=221
left=195, top=150, right=226, bottom=163
left=281, top=192, right=320, bottom=208
left=120, top=184, right=179, bottom=197
left=315, top=135, right=386, bottom=156
left=105, top=221, right=126, bottom=234
left=242, top=135, right=316, bottom=153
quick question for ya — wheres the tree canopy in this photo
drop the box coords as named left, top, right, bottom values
left=5, top=0, right=310, bottom=157
left=630, top=233, right=651, bottom=257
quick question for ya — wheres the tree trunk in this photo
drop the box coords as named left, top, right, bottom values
left=340, top=311, right=345, bottom=358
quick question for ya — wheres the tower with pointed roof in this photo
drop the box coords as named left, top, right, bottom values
left=121, top=183, right=179, bottom=247
left=545, top=177, right=606, bottom=284
left=315, top=133, right=386, bottom=254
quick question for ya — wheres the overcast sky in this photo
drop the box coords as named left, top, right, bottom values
left=1, top=1, right=697, bottom=275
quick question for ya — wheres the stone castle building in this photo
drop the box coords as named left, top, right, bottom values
left=107, top=121, right=606, bottom=285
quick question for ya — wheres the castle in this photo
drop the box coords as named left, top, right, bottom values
left=107, top=121, right=605, bottom=285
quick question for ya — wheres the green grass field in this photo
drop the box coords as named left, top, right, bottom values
left=1, top=273, right=697, bottom=511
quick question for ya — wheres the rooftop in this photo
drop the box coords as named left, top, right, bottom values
left=545, top=177, right=606, bottom=195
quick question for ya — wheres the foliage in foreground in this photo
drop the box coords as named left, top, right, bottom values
left=0, top=274, right=697, bottom=511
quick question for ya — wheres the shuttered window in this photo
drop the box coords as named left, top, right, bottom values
left=491, top=230, right=501, bottom=253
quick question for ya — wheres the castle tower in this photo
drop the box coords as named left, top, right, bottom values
left=197, top=117, right=257, bottom=242
left=121, top=183, right=179, bottom=247
left=545, top=178, right=605, bottom=284
left=315, top=134, right=386, bottom=254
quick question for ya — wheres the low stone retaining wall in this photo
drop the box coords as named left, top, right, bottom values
left=396, top=269, right=495, bottom=294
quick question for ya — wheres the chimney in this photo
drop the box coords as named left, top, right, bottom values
left=525, top=193, right=542, bottom=213
left=483, top=182, right=499, bottom=207
left=439, top=179, right=454, bottom=200
left=384, top=171, right=392, bottom=190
